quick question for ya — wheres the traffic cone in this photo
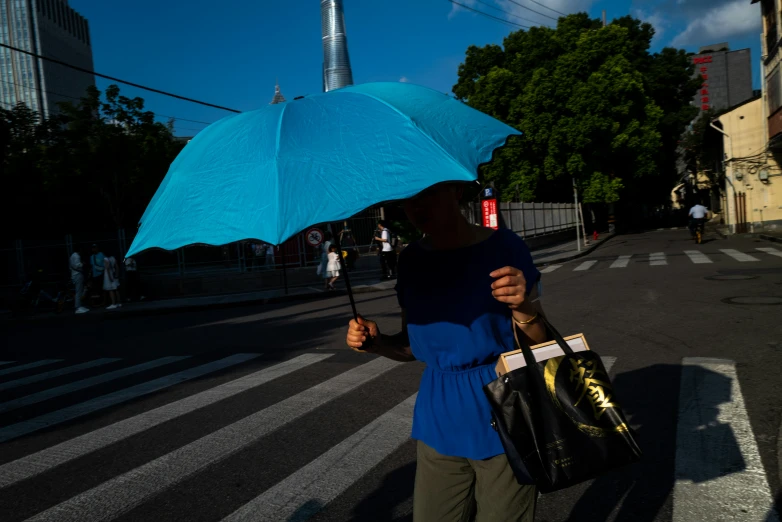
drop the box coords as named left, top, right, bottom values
left=593, top=230, right=599, bottom=241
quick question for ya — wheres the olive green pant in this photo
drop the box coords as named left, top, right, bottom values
left=413, top=440, right=537, bottom=522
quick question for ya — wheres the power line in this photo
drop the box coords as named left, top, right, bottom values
left=446, top=0, right=530, bottom=28
left=524, top=0, right=566, bottom=17
left=0, top=42, right=241, bottom=114
left=503, top=0, right=558, bottom=21
left=472, top=0, right=551, bottom=26
left=0, top=78, right=214, bottom=127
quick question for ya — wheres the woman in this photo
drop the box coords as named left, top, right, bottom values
left=319, top=233, right=333, bottom=291
left=103, top=253, right=121, bottom=310
left=325, top=245, right=341, bottom=290
left=346, top=183, right=547, bottom=522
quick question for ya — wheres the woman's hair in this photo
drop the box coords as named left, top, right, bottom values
left=329, top=245, right=338, bottom=253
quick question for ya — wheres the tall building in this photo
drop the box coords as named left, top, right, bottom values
left=692, top=43, right=753, bottom=113
left=270, top=81, right=286, bottom=104
left=321, top=0, right=353, bottom=92
left=0, top=0, right=95, bottom=118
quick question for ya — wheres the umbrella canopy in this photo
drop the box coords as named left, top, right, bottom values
left=127, top=82, right=520, bottom=256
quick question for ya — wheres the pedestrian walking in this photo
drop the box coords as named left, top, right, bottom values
left=375, top=221, right=396, bottom=279
left=319, top=233, right=333, bottom=290
left=103, top=253, right=121, bottom=310
left=90, top=244, right=105, bottom=306
left=325, top=245, right=341, bottom=290
left=346, top=183, right=544, bottom=521
left=69, top=250, right=89, bottom=314
left=124, top=257, right=144, bottom=302
left=340, top=221, right=358, bottom=271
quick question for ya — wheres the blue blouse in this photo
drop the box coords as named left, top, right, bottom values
left=395, top=228, right=540, bottom=460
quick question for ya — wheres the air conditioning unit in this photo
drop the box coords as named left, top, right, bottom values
left=734, top=169, right=743, bottom=181
left=759, top=169, right=770, bottom=182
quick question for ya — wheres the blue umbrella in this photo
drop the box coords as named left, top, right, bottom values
left=127, top=82, right=519, bottom=317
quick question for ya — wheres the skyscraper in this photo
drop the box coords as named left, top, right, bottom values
left=0, top=0, right=95, bottom=118
left=321, top=0, right=353, bottom=92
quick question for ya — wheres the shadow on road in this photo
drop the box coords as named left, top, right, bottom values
left=349, top=462, right=415, bottom=522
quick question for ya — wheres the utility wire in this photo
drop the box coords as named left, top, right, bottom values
left=0, top=78, right=214, bottom=126
left=0, top=42, right=241, bottom=113
left=446, top=0, right=530, bottom=28
left=503, top=0, right=558, bottom=21
left=472, top=0, right=552, bottom=26
left=525, top=0, right=566, bottom=17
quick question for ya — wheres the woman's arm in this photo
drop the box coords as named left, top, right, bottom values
left=346, top=310, right=415, bottom=362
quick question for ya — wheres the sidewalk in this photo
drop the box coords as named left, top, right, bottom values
left=7, top=233, right=615, bottom=320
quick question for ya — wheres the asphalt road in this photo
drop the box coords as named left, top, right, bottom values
left=0, top=229, right=781, bottom=522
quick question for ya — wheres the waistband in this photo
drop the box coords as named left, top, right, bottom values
left=425, top=361, right=496, bottom=375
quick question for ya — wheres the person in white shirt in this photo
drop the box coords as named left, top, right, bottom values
left=69, top=251, right=89, bottom=314
left=325, top=245, right=341, bottom=290
left=374, top=221, right=397, bottom=279
left=688, top=203, right=709, bottom=237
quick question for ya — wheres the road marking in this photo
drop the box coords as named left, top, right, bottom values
left=610, top=255, right=632, bottom=268
left=0, top=353, right=327, bottom=487
left=601, top=356, right=617, bottom=375
left=574, top=260, right=597, bottom=271
left=684, top=250, right=713, bottom=264
left=757, top=247, right=782, bottom=258
left=673, top=358, right=780, bottom=522
left=0, top=361, right=15, bottom=367
left=0, top=354, right=260, bottom=444
left=539, top=265, right=562, bottom=274
left=0, top=360, right=62, bottom=377
left=0, top=358, right=122, bottom=392
left=24, top=358, right=402, bottom=522
left=720, top=249, right=759, bottom=262
left=649, top=252, right=667, bottom=266
left=0, top=356, right=189, bottom=415
left=222, top=393, right=417, bottom=522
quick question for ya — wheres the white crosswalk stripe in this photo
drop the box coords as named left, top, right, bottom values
left=757, top=247, right=782, bottom=258
left=574, top=260, right=598, bottom=271
left=674, top=358, right=779, bottom=522
left=610, top=255, right=632, bottom=268
left=0, top=359, right=62, bottom=377
left=720, top=248, right=759, bottom=262
left=0, top=361, right=15, bottom=367
left=0, top=353, right=329, bottom=487
left=0, top=356, right=189, bottom=414
left=649, top=252, right=667, bottom=266
left=684, top=250, right=713, bottom=264
left=2, top=352, right=778, bottom=522
left=0, top=358, right=121, bottom=392
left=539, top=265, right=562, bottom=274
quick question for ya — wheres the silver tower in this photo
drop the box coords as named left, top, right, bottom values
left=321, top=0, right=354, bottom=92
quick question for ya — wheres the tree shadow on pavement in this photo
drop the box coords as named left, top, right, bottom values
left=537, top=363, right=749, bottom=522
left=349, top=462, right=415, bottom=522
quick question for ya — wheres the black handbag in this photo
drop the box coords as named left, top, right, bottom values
left=483, top=316, right=642, bottom=493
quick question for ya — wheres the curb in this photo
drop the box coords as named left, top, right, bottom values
left=534, top=234, right=617, bottom=266
left=760, top=234, right=782, bottom=244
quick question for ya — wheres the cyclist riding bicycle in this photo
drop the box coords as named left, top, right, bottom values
left=688, top=203, right=709, bottom=238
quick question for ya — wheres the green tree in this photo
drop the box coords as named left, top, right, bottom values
left=453, top=13, right=699, bottom=209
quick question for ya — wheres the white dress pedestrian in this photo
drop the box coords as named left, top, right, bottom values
left=103, top=256, right=119, bottom=291
left=325, top=251, right=341, bottom=278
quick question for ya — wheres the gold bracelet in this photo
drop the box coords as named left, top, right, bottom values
left=513, top=312, right=539, bottom=326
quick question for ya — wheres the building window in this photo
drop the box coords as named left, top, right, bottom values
left=769, top=65, right=782, bottom=115
left=762, top=0, right=778, bottom=55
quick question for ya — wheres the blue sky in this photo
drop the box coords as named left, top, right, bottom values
left=69, top=0, right=762, bottom=136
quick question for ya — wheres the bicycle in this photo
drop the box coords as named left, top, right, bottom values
left=690, top=219, right=705, bottom=244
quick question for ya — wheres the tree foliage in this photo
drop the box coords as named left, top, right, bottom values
left=453, top=14, right=699, bottom=205
left=0, top=85, right=184, bottom=238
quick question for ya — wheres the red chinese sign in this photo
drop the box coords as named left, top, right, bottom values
left=693, top=55, right=711, bottom=110
left=482, top=199, right=498, bottom=229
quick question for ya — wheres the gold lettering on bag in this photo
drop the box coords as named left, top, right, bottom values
left=569, top=358, right=617, bottom=420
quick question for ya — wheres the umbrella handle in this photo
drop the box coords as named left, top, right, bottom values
left=329, top=223, right=358, bottom=321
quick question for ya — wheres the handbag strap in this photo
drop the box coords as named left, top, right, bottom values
left=511, top=314, right=575, bottom=369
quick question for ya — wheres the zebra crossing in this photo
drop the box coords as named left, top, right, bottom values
left=0, top=353, right=779, bottom=521
left=539, top=247, right=780, bottom=274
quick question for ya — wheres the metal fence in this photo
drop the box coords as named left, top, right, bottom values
left=463, top=201, right=577, bottom=238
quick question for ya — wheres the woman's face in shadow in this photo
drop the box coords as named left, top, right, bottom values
left=402, top=184, right=464, bottom=235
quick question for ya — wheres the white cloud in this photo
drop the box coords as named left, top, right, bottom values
left=448, top=0, right=478, bottom=20
left=399, top=76, right=410, bottom=83
left=671, top=0, right=760, bottom=46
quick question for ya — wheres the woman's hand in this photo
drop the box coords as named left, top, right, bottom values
left=490, top=266, right=527, bottom=310
left=346, top=315, right=380, bottom=353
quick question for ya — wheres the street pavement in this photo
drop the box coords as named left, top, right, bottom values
left=0, top=229, right=781, bottom=521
